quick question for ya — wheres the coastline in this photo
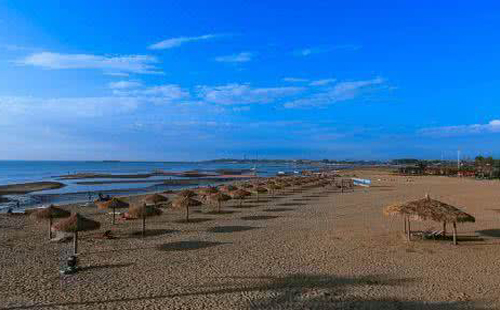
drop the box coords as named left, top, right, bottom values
left=0, top=181, right=66, bottom=195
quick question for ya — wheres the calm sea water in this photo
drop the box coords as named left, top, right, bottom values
left=0, top=160, right=331, bottom=211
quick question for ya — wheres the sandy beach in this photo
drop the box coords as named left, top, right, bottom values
left=1, top=168, right=499, bottom=309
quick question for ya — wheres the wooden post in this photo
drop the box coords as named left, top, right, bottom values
left=112, top=206, right=116, bottom=225
left=73, top=231, right=78, bottom=255
left=404, top=217, right=407, bottom=234
left=186, top=205, right=190, bottom=222
left=407, top=218, right=411, bottom=241
left=452, top=222, right=457, bottom=245
left=142, top=208, right=146, bottom=238
left=443, top=222, right=446, bottom=238
left=48, top=217, right=52, bottom=240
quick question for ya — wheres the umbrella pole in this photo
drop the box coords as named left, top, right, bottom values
left=112, top=206, right=116, bottom=225
left=407, top=218, right=411, bottom=241
left=186, top=205, right=189, bottom=222
left=404, top=217, right=407, bottom=234
left=142, top=212, right=146, bottom=238
left=73, top=231, right=78, bottom=255
left=48, top=217, right=52, bottom=240
left=443, top=222, right=447, bottom=238
left=452, top=222, right=457, bottom=245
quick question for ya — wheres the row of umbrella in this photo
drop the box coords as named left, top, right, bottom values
left=29, top=174, right=339, bottom=255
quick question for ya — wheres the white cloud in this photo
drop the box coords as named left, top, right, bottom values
left=0, top=96, right=140, bottom=120
left=109, top=80, right=142, bottom=89
left=310, top=78, right=337, bottom=86
left=18, top=52, right=162, bottom=75
left=294, top=45, right=361, bottom=57
left=283, top=77, right=309, bottom=83
left=112, top=84, right=190, bottom=102
left=197, top=84, right=304, bottom=105
left=419, top=120, right=500, bottom=137
left=284, top=77, right=385, bottom=108
left=148, top=34, right=223, bottom=50
left=215, top=52, right=253, bottom=63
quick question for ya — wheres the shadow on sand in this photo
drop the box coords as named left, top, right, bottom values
left=263, top=208, right=294, bottom=212
left=241, top=215, right=279, bottom=221
left=476, top=229, right=500, bottom=238
left=174, top=218, right=214, bottom=224
left=1, top=273, right=488, bottom=310
left=277, top=202, right=307, bottom=207
left=128, top=229, right=179, bottom=238
left=207, top=226, right=259, bottom=233
left=157, top=241, right=227, bottom=252
left=79, top=263, right=134, bottom=272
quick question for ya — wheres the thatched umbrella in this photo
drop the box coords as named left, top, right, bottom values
left=230, top=188, right=252, bottom=207
left=239, top=183, right=254, bottom=189
left=177, top=189, right=197, bottom=198
left=97, top=197, right=129, bottom=225
left=252, top=186, right=268, bottom=202
left=197, top=186, right=219, bottom=197
left=266, top=183, right=280, bottom=197
left=144, top=193, right=169, bottom=207
left=172, top=196, right=202, bottom=222
left=52, top=213, right=100, bottom=255
left=31, top=205, right=71, bottom=239
left=129, top=203, right=162, bottom=237
left=384, top=194, right=475, bottom=245
left=208, top=192, right=231, bottom=213
left=219, top=184, right=237, bottom=193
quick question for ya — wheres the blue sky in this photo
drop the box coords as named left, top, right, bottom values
left=1, top=1, right=500, bottom=161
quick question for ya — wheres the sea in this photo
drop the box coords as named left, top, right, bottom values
left=0, top=160, right=339, bottom=212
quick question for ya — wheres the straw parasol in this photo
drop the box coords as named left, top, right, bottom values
left=177, top=189, right=197, bottom=198
left=197, top=186, right=219, bottom=197
left=129, top=203, right=163, bottom=237
left=144, top=193, right=169, bottom=207
left=97, top=197, right=129, bottom=225
left=219, top=185, right=237, bottom=193
left=384, top=194, right=475, bottom=245
left=31, top=205, right=71, bottom=240
left=172, top=196, right=202, bottom=222
left=266, top=183, right=280, bottom=197
left=208, top=192, right=231, bottom=213
left=239, top=183, right=254, bottom=189
left=230, top=188, right=251, bottom=207
left=52, top=213, right=100, bottom=255
left=252, top=186, right=268, bottom=202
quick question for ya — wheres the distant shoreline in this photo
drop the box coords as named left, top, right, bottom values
left=0, top=181, right=66, bottom=195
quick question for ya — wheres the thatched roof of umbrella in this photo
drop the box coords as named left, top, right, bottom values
left=177, top=189, right=197, bottom=198
left=208, top=192, right=231, bottom=203
left=198, top=187, right=219, bottom=196
left=239, top=183, right=254, bottom=189
left=128, top=204, right=163, bottom=219
left=230, top=188, right=251, bottom=199
left=172, top=196, right=202, bottom=209
left=253, top=186, right=268, bottom=194
left=384, top=195, right=475, bottom=224
left=52, top=213, right=101, bottom=233
left=266, top=183, right=281, bottom=190
left=31, top=205, right=71, bottom=220
left=144, top=194, right=169, bottom=205
left=97, top=197, right=129, bottom=210
left=219, top=185, right=237, bottom=192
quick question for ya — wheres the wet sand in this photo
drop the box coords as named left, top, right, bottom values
left=0, top=181, right=65, bottom=195
left=1, top=169, right=499, bottom=309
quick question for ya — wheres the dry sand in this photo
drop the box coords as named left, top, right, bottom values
left=1, top=168, right=500, bottom=309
